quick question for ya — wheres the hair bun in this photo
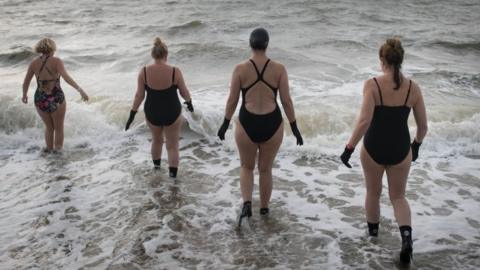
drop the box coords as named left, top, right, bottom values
left=154, top=37, right=163, bottom=47
left=386, top=38, right=402, bottom=51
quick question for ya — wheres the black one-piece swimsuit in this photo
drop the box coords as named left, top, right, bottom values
left=363, top=78, right=413, bottom=165
left=238, top=59, right=283, bottom=143
left=143, top=66, right=181, bottom=126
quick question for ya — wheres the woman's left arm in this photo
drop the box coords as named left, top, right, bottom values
left=57, top=58, right=89, bottom=101
left=21, top=62, right=35, bottom=103
left=175, top=68, right=192, bottom=102
left=347, top=79, right=376, bottom=147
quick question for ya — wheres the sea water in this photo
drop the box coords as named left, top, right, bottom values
left=0, top=0, right=479, bottom=269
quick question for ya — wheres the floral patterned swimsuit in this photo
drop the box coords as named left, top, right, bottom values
left=34, top=56, right=65, bottom=113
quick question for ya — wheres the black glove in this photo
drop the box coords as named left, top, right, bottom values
left=125, top=110, right=137, bottom=130
left=184, top=100, right=194, bottom=112
left=217, top=118, right=230, bottom=140
left=290, top=121, right=303, bottom=145
left=411, top=140, right=421, bottom=162
left=340, top=146, right=354, bottom=168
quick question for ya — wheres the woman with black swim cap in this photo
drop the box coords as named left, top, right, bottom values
left=217, top=28, right=303, bottom=226
left=22, top=37, right=89, bottom=152
left=125, top=37, right=194, bottom=177
left=340, top=38, right=428, bottom=265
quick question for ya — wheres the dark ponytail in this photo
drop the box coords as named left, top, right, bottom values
left=379, top=38, right=404, bottom=90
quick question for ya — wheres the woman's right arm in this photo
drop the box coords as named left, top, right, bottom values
left=412, top=84, right=428, bottom=142
left=131, top=69, right=146, bottom=111
left=21, top=62, right=35, bottom=103
left=224, top=65, right=241, bottom=120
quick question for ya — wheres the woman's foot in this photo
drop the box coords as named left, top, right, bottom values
left=153, top=159, right=161, bottom=170
left=399, top=225, right=413, bottom=264
left=259, top=208, right=269, bottom=215
left=238, top=201, right=252, bottom=227
left=169, top=167, right=178, bottom=178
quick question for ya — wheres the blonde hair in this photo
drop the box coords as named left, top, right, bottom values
left=379, top=38, right=404, bottom=89
left=34, top=37, right=57, bottom=55
left=151, top=37, right=168, bottom=59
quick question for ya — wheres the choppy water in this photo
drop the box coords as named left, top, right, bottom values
left=1, top=0, right=480, bottom=269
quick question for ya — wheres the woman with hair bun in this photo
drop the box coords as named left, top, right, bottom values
left=22, top=37, right=89, bottom=152
left=125, top=37, right=193, bottom=177
left=340, top=38, right=428, bottom=264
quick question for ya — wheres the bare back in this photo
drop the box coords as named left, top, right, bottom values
left=31, top=56, right=60, bottom=92
left=144, top=64, right=176, bottom=90
left=238, top=59, right=282, bottom=114
left=370, top=74, right=418, bottom=107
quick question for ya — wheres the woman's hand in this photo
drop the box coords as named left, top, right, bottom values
left=22, top=95, right=28, bottom=104
left=79, top=88, right=89, bottom=102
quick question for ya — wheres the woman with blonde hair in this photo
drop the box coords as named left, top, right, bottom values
left=125, top=37, right=193, bottom=177
left=341, top=38, right=428, bottom=264
left=22, top=37, right=89, bottom=152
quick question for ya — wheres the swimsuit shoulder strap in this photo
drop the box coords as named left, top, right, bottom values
left=249, top=59, right=261, bottom=77
left=38, top=56, right=49, bottom=76
left=144, top=66, right=147, bottom=85
left=373, top=77, right=384, bottom=105
left=172, top=67, right=176, bottom=84
left=259, top=59, right=271, bottom=78
left=404, top=79, right=412, bottom=105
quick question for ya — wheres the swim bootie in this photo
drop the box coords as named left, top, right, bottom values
left=238, top=201, right=252, bottom=227
left=399, top=226, right=413, bottom=264
left=368, top=222, right=379, bottom=237
left=153, top=159, right=161, bottom=170
left=169, top=167, right=178, bottom=178
left=259, top=208, right=269, bottom=215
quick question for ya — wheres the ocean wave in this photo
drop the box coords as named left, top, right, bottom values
left=168, top=20, right=205, bottom=33
left=0, top=48, right=37, bottom=65
left=429, top=40, right=480, bottom=51
left=0, top=95, right=39, bottom=134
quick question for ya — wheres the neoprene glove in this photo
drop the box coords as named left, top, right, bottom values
left=411, top=140, right=421, bottom=162
left=217, top=118, right=230, bottom=141
left=184, top=100, right=194, bottom=112
left=290, top=121, right=303, bottom=145
left=125, top=110, right=137, bottom=131
left=340, top=146, right=354, bottom=168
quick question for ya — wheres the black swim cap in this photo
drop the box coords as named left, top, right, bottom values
left=249, top=28, right=269, bottom=50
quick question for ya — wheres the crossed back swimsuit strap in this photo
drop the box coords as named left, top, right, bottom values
left=242, top=59, right=277, bottom=93
left=143, top=65, right=181, bottom=126
left=37, top=56, right=59, bottom=87
left=239, top=59, right=283, bottom=143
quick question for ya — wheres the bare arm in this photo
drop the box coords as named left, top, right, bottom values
left=57, top=59, right=88, bottom=101
left=347, top=80, right=376, bottom=147
left=224, top=65, right=241, bottom=120
left=21, top=62, right=35, bottom=103
left=131, top=68, right=146, bottom=111
left=175, top=67, right=192, bottom=102
left=412, top=84, right=428, bottom=142
left=278, top=65, right=296, bottom=122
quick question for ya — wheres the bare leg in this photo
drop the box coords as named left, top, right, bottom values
left=360, top=146, right=385, bottom=224
left=146, top=120, right=164, bottom=161
left=36, top=107, right=54, bottom=151
left=234, top=120, right=257, bottom=203
left=163, top=116, right=183, bottom=168
left=386, top=150, right=412, bottom=226
left=51, top=101, right=66, bottom=150
left=257, top=124, right=283, bottom=209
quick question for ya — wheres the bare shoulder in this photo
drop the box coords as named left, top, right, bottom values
left=363, top=78, right=376, bottom=92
